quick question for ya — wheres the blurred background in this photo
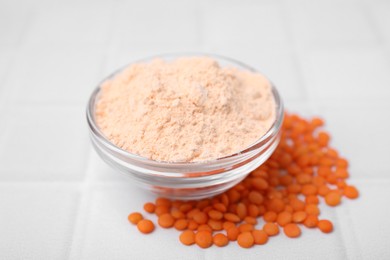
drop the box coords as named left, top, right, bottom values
left=0, top=0, right=389, bottom=259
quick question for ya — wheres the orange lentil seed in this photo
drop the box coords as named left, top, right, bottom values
left=208, top=210, right=223, bottom=220
left=158, top=213, right=175, bottom=228
left=305, top=195, right=319, bottom=205
left=198, top=224, right=213, bottom=233
left=208, top=219, right=223, bottom=231
left=236, top=203, right=248, bottom=219
left=276, top=211, right=292, bottom=227
left=155, top=206, right=169, bottom=216
left=213, top=233, right=229, bottom=247
left=224, top=213, right=241, bottom=223
left=137, top=219, right=155, bottom=234
left=283, top=223, right=301, bottom=238
left=127, top=113, right=359, bottom=248
left=248, top=204, right=259, bottom=217
left=344, top=186, right=359, bottom=199
left=239, top=223, right=254, bottom=233
left=213, top=203, right=227, bottom=213
left=305, top=204, right=320, bottom=215
left=174, top=219, right=189, bottom=230
left=237, top=232, right=254, bottom=248
left=180, top=230, right=195, bottom=246
left=303, top=215, right=319, bottom=228
left=143, top=203, right=156, bottom=214
left=193, top=212, right=208, bottom=224
left=128, top=212, right=143, bottom=225
left=227, top=226, right=240, bottom=241
left=187, top=220, right=199, bottom=230
left=325, top=191, right=342, bottom=206
left=263, top=222, right=280, bottom=236
left=171, top=209, right=186, bottom=219
left=292, top=211, right=307, bottom=223
left=263, top=211, right=277, bottom=222
left=318, top=220, right=333, bottom=233
left=223, top=221, right=235, bottom=231
left=244, top=216, right=258, bottom=225
left=252, top=230, right=269, bottom=245
left=195, top=231, right=213, bottom=248
left=156, top=197, right=171, bottom=208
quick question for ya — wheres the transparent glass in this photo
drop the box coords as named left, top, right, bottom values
left=86, top=54, right=284, bottom=200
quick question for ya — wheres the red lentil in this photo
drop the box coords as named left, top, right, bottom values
left=128, top=113, right=359, bottom=248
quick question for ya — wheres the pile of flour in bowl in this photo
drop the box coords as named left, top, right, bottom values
left=96, top=57, right=275, bottom=162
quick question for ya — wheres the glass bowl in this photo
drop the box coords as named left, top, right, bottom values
left=86, top=54, right=284, bottom=200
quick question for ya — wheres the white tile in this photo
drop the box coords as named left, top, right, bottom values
left=3, top=45, right=105, bottom=105
left=337, top=179, right=390, bottom=259
left=201, top=46, right=306, bottom=102
left=203, top=2, right=288, bottom=49
left=206, top=216, right=347, bottom=260
left=0, top=109, right=9, bottom=147
left=318, top=103, right=390, bottom=177
left=282, top=101, right=318, bottom=116
left=0, top=48, right=16, bottom=90
left=102, top=45, right=207, bottom=76
left=23, top=2, right=113, bottom=46
left=88, top=150, right=131, bottom=183
left=109, top=0, right=200, bottom=50
left=104, top=46, right=306, bottom=104
left=206, top=0, right=281, bottom=3
left=0, top=183, right=80, bottom=260
left=286, top=0, right=378, bottom=47
left=0, top=105, right=89, bottom=181
left=72, top=185, right=204, bottom=260
left=301, top=48, right=390, bottom=103
left=74, top=184, right=348, bottom=260
left=207, top=214, right=346, bottom=260
left=0, top=1, right=31, bottom=46
left=370, top=2, right=390, bottom=44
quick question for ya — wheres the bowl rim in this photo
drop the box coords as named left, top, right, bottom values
left=86, top=53, right=284, bottom=166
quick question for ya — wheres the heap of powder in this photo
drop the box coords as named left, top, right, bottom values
left=95, top=57, right=276, bottom=162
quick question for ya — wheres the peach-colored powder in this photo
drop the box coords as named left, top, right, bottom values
left=95, top=57, right=276, bottom=162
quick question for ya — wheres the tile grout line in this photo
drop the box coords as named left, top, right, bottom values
left=0, top=50, right=17, bottom=102
left=276, top=3, right=378, bottom=259
left=357, top=0, right=390, bottom=77
left=336, top=204, right=364, bottom=260
left=67, top=149, right=96, bottom=260
left=279, top=0, right=312, bottom=109
left=0, top=2, right=35, bottom=115
left=358, top=0, right=385, bottom=48
left=67, top=3, right=117, bottom=258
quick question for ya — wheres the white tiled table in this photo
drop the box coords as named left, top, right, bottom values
left=1, top=0, right=389, bottom=259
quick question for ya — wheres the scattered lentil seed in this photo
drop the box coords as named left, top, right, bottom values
left=263, top=222, right=280, bottom=236
left=284, top=223, right=301, bottom=238
left=158, top=213, right=175, bottom=228
left=237, top=232, right=254, bottom=248
left=213, top=233, right=229, bottom=247
left=174, top=219, right=189, bottom=230
left=292, top=211, right=307, bottom=223
left=137, top=219, right=155, bottom=234
left=303, top=215, right=319, bottom=228
left=344, top=186, right=359, bottom=199
left=143, top=203, right=156, bottom=214
left=325, top=191, right=342, bottom=206
left=195, top=231, right=213, bottom=248
left=277, top=211, right=292, bottom=227
left=252, top=230, right=269, bottom=245
left=180, top=230, right=195, bottom=246
left=128, top=212, right=143, bottom=225
left=226, top=226, right=239, bottom=241
left=318, top=219, right=333, bottom=233
left=127, top=113, right=360, bottom=248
